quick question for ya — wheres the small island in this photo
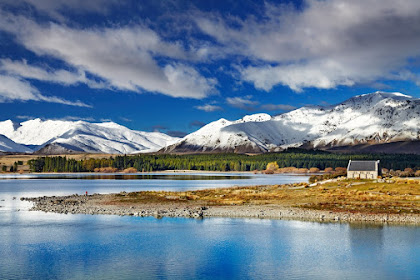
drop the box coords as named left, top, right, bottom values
left=23, top=177, right=420, bottom=224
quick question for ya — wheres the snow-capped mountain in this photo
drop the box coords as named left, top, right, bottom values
left=0, top=119, right=179, bottom=154
left=0, top=134, right=32, bottom=153
left=161, top=91, right=420, bottom=154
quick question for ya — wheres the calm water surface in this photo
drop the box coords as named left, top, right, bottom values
left=0, top=173, right=419, bottom=279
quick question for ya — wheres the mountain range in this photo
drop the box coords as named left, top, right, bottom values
left=161, top=91, right=420, bottom=154
left=1, top=91, right=420, bottom=155
left=0, top=119, right=179, bottom=154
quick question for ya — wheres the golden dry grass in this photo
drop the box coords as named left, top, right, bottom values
left=108, top=179, right=420, bottom=214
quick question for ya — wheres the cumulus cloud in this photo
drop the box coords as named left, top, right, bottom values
left=0, top=75, right=90, bottom=107
left=0, top=59, right=105, bottom=88
left=226, top=95, right=259, bottom=110
left=196, top=0, right=420, bottom=91
left=241, top=60, right=355, bottom=92
left=3, top=0, right=420, bottom=105
left=0, top=0, right=119, bottom=22
left=0, top=11, right=217, bottom=99
left=195, top=104, right=223, bottom=112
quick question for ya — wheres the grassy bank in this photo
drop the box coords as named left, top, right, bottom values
left=24, top=177, right=420, bottom=224
left=107, top=178, right=420, bottom=215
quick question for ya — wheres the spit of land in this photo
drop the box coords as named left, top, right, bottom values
left=23, top=177, right=420, bottom=224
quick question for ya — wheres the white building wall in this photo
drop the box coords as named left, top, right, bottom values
left=347, top=171, right=378, bottom=179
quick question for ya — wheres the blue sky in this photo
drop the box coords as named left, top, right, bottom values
left=1, top=0, right=420, bottom=136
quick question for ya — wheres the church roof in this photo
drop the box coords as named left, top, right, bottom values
left=347, top=160, right=379, bottom=171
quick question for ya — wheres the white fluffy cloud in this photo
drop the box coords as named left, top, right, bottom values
left=0, top=11, right=217, bottom=99
left=0, top=0, right=119, bottom=22
left=196, top=0, right=420, bottom=91
left=0, top=59, right=104, bottom=88
left=0, top=75, right=90, bottom=107
left=3, top=0, right=420, bottom=104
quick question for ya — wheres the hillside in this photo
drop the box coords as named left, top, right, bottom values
left=0, top=134, right=32, bottom=153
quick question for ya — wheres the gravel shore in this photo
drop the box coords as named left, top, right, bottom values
left=22, top=193, right=420, bottom=225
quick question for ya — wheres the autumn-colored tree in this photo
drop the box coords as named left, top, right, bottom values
left=404, top=168, right=414, bottom=174
left=324, top=167, right=333, bottom=173
left=123, top=167, right=137, bottom=173
left=297, top=168, right=309, bottom=173
left=266, top=161, right=279, bottom=171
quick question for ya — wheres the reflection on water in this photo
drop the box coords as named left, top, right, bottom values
left=0, top=213, right=419, bottom=280
left=0, top=173, right=419, bottom=279
left=349, top=223, right=384, bottom=255
left=0, top=173, right=254, bottom=180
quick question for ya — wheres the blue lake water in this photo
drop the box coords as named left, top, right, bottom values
left=0, top=173, right=419, bottom=279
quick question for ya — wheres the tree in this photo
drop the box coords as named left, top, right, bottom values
left=309, top=167, right=320, bottom=173
left=266, top=161, right=279, bottom=171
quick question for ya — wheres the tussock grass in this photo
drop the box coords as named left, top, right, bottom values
left=108, top=179, right=420, bottom=214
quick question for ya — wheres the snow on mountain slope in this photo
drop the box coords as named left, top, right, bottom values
left=0, top=134, right=32, bottom=153
left=163, top=91, right=420, bottom=153
left=0, top=119, right=179, bottom=154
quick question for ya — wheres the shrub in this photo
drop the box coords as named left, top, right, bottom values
left=93, top=167, right=118, bottom=173
left=297, top=168, right=309, bottom=173
left=324, top=167, right=334, bottom=173
left=309, top=167, right=320, bottom=173
left=123, top=167, right=137, bottom=173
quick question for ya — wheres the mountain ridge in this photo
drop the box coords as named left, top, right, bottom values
left=0, top=134, right=33, bottom=153
left=2, top=91, right=419, bottom=155
left=0, top=119, right=179, bottom=154
left=161, top=91, right=420, bottom=154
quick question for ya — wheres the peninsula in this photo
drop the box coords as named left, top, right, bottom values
left=23, top=177, right=420, bottom=224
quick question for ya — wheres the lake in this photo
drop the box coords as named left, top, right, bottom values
left=0, top=173, right=419, bottom=279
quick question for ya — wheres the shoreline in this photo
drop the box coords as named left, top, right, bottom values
left=1, top=170, right=318, bottom=175
left=22, top=191, right=420, bottom=225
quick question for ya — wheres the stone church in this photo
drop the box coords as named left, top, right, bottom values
left=347, top=160, right=380, bottom=179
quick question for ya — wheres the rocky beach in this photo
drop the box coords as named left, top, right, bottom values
left=22, top=179, right=420, bottom=225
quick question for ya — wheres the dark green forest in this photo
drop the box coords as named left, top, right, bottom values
left=27, top=149, right=420, bottom=173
